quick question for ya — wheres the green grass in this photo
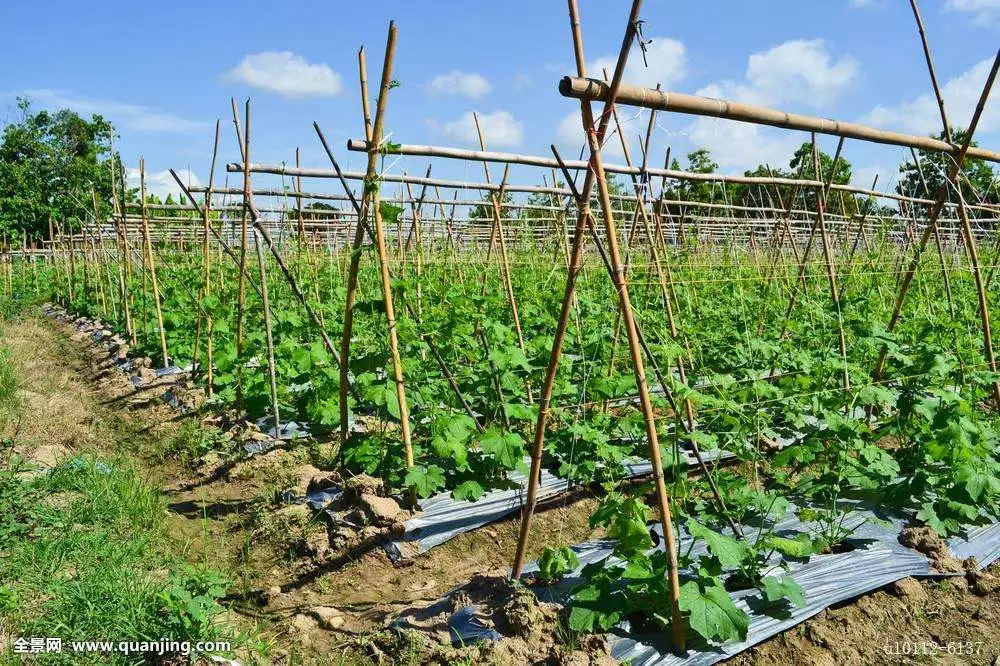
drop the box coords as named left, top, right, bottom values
left=0, top=345, right=21, bottom=435
left=0, top=455, right=266, bottom=664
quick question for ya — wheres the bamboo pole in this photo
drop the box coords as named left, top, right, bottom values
left=139, top=158, right=169, bottom=368
left=89, top=192, right=108, bottom=318
left=905, top=12, right=999, bottom=404
left=108, top=169, right=135, bottom=344
left=809, top=135, right=850, bottom=390
left=203, top=121, right=221, bottom=395
left=296, top=147, right=306, bottom=247
left=559, top=76, right=1000, bottom=163
left=909, top=148, right=956, bottom=318
left=567, top=2, right=686, bottom=650
left=254, top=228, right=281, bottom=433
left=553, top=146, right=743, bottom=539
left=909, top=0, right=954, bottom=143
left=353, top=22, right=416, bottom=484
left=232, top=98, right=251, bottom=410
left=66, top=218, right=76, bottom=302
left=336, top=23, right=408, bottom=466
left=473, top=113, right=528, bottom=359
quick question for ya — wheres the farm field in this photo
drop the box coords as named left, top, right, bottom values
left=2, top=0, right=1000, bottom=664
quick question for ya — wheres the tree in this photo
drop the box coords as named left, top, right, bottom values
left=896, top=128, right=999, bottom=216
left=679, top=149, right=720, bottom=205
left=787, top=142, right=853, bottom=215
left=0, top=97, right=121, bottom=240
left=470, top=191, right=513, bottom=223
left=788, top=142, right=852, bottom=185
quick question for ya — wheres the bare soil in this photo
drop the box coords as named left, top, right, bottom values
left=731, top=570, right=1000, bottom=666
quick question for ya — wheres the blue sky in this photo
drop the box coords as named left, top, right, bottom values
left=1, top=0, right=997, bottom=199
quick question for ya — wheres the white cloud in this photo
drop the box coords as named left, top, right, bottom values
left=513, top=74, right=532, bottom=91
left=591, top=37, right=687, bottom=90
left=426, top=71, right=492, bottom=98
left=554, top=110, right=627, bottom=159
left=16, top=89, right=205, bottom=133
left=851, top=164, right=897, bottom=191
left=862, top=57, right=999, bottom=135
left=125, top=167, right=202, bottom=201
left=679, top=40, right=857, bottom=172
left=685, top=117, right=800, bottom=172
left=225, top=51, right=342, bottom=98
left=439, top=110, right=523, bottom=148
left=698, top=40, right=859, bottom=109
left=946, top=0, right=1000, bottom=26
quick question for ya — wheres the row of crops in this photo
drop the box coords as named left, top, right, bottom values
left=11, top=220, right=1000, bottom=644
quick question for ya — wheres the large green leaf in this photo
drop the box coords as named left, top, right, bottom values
left=679, top=580, right=749, bottom=643
left=761, top=575, right=806, bottom=608
left=451, top=479, right=485, bottom=501
left=763, top=534, right=814, bottom=559
left=688, top=520, right=747, bottom=567
left=405, top=465, right=445, bottom=498
left=479, top=428, right=525, bottom=469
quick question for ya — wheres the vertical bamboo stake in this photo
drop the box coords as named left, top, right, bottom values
left=296, top=147, right=306, bottom=248
left=363, top=25, right=416, bottom=481
left=904, top=9, right=1000, bottom=404
left=254, top=228, right=281, bottom=433
left=404, top=174, right=430, bottom=321
left=140, top=158, right=169, bottom=368
left=336, top=24, right=402, bottom=458
left=909, top=0, right=954, bottom=142
left=203, top=121, right=221, bottom=395
left=109, top=177, right=134, bottom=344
left=90, top=191, right=108, bottom=318
left=909, top=148, right=956, bottom=318
left=955, top=188, right=1000, bottom=406
left=473, top=113, right=528, bottom=355
left=67, top=219, right=77, bottom=302
left=233, top=98, right=251, bottom=410
left=511, top=1, right=685, bottom=653
left=577, top=16, right=686, bottom=654
left=359, top=46, right=373, bottom=147
left=767, top=139, right=845, bottom=372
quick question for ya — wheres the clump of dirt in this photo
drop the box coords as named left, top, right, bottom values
left=899, top=525, right=964, bottom=573
left=964, top=557, right=1000, bottom=596
left=308, top=473, right=411, bottom=554
left=343, top=472, right=385, bottom=499
left=364, top=573, right=614, bottom=665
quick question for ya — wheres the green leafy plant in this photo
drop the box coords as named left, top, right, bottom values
left=537, top=545, right=581, bottom=585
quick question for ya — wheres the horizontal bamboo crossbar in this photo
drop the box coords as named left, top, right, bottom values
left=340, top=142, right=998, bottom=214
left=344, top=139, right=820, bottom=187
left=558, top=76, right=1000, bottom=164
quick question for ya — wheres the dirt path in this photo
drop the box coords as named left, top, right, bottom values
left=9, top=314, right=604, bottom=662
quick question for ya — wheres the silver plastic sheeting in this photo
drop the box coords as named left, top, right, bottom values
left=610, top=543, right=934, bottom=666
left=949, top=521, right=1000, bottom=567
left=384, top=464, right=569, bottom=560
left=522, top=505, right=1000, bottom=666
left=386, top=447, right=734, bottom=561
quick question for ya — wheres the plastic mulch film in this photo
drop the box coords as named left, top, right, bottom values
left=949, top=520, right=1000, bottom=566
left=384, top=447, right=733, bottom=561
left=520, top=506, right=1000, bottom=666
